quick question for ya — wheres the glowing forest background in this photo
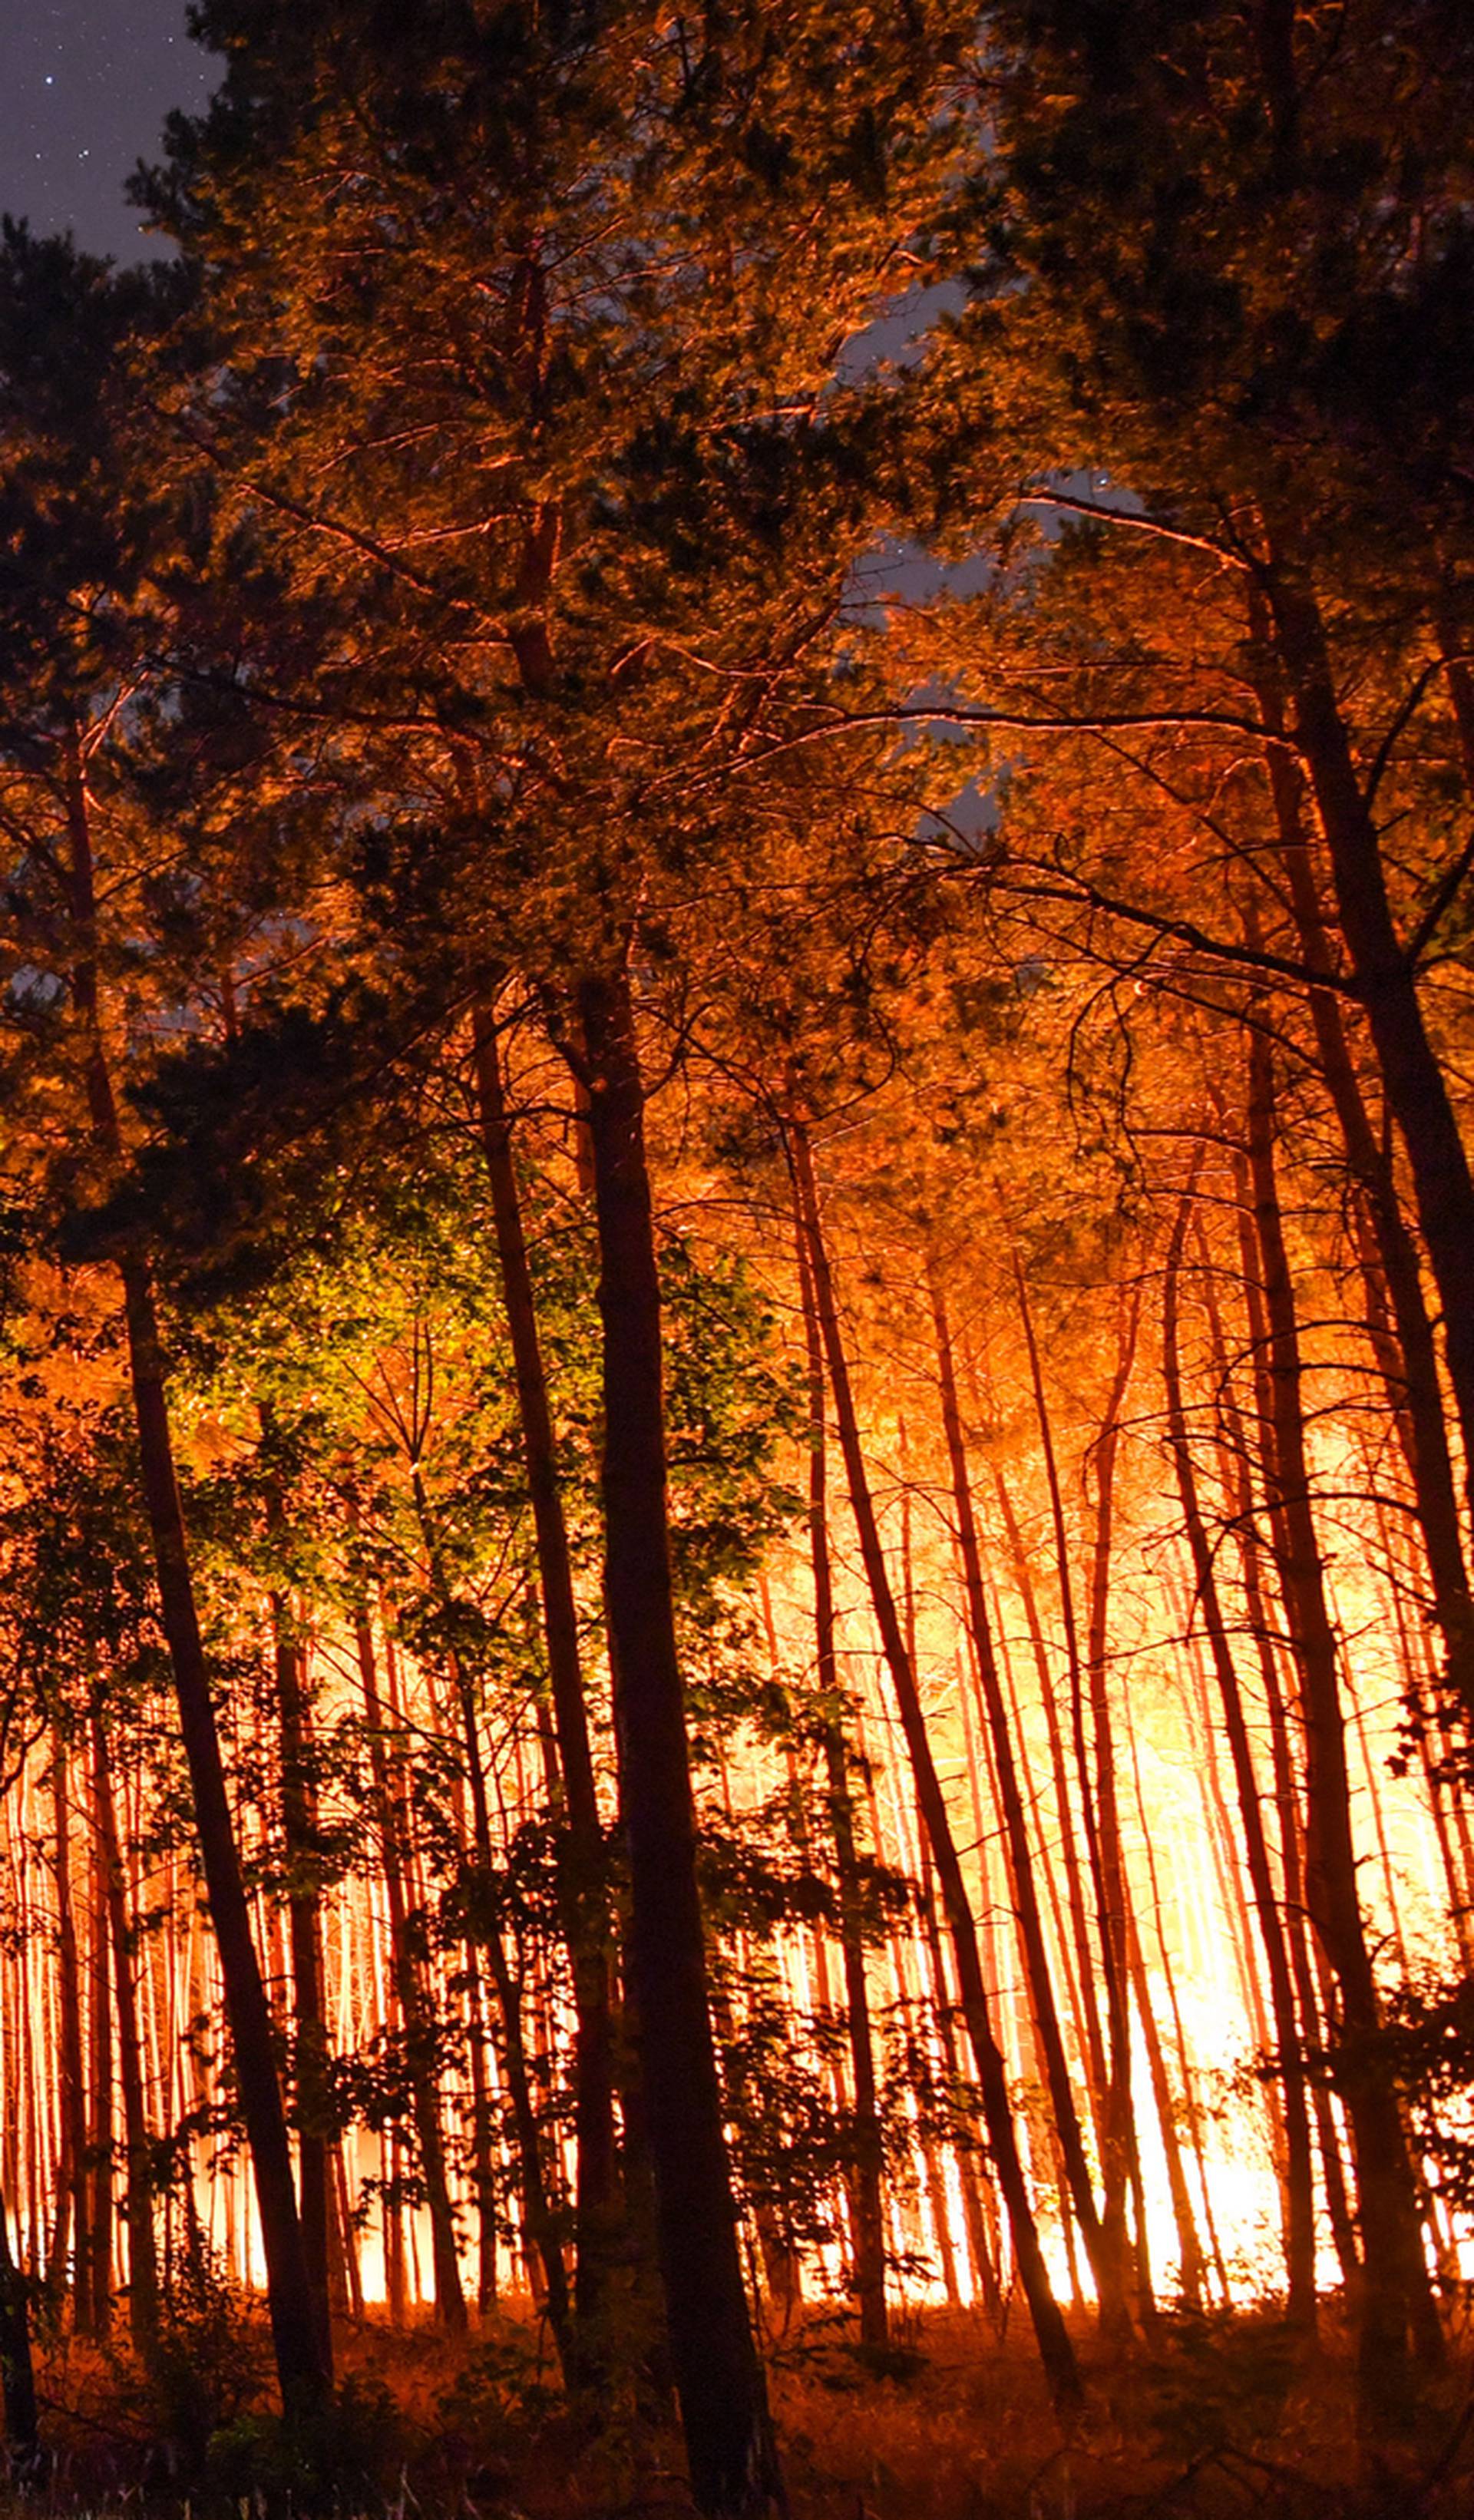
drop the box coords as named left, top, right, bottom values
left=0, top=2, right=1471, bottom=2513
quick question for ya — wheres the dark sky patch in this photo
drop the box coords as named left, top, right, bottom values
left=0, top=1, right=215, bottom=263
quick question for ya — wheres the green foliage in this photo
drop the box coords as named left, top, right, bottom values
left=135, top=2244, right=267, bottom=2479
left=206, top=2374, right=403, bottom=2515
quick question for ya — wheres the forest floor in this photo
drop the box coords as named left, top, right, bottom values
left=11, top=2297, right=1473, bottom=2520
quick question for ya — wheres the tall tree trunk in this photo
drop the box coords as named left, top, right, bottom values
left=791, top=1123, right=1081, bottom=2419
left=1244, top=1017, right=1440, bottom=2418
left=51, top=1743, right=88, bottom=2330
left=61, top=740, right=328, bottom=2415
left=440, top=1644, right=571, bottom=2371
left=471, top=999, right=620, bottom=2358
left=1121, top=1699, right=1230, bottom=2303
left=268, top=1598, right=333, bottom=2372
left=1161, top=1180, right=1316, bottom=2321
left=573, top=961, right=782, bottom=2518
left=1250, top=604, right=1474, bottom=1718
left=1262, top=556, right=1474, bottom=1540
left=1079, top=1281, right=1153, bottom=2327
left=793, top=1220, right=889, bottom=2347
left=88, top=1781, right=113, bottom=2341
left=1199, top=1214, right=1363, bottom=2292
left=990, top=1466, right=1109, bottom=2161
left=1010, top=1283, right=1118, bottom=2186
left=461, top=1948, right=500, bottom=2317
left=928, top=1263, right=1117, bottom=2329
left=351, top=1609, right=466, bottom=2333
left=91, top=1721, right=159, bottom=2357
left=1120, top=1901, right=1205, bottom=2311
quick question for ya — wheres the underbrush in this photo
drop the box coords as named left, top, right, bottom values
left=3, top=2298, right=1469, bottom=2519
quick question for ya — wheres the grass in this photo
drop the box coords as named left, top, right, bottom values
left=5, top=2297, right=1470, bottom=2519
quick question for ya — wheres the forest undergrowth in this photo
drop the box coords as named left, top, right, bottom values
left=7, top=2300, right=1472, bottom=2520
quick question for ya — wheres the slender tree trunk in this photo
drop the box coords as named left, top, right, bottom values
left=928, top=1264, right=1116, bottom=2327
left=792, top=1123, right=1081, bottom=2419
left=1009, top=1287, right=1118, bottom=2182
left=916, top=1847, right=1000, bottom=2319
left=269, top=1599, right=333, bottom=2371
left=1161, top=1181, right=1316, bottom=2321
left=1199, top=1215, right=1363, bottom=2291
left=990, top=1468, right=1108, bottom=2158
left=471, top=999, right=620, bottom=2357
left=577, top=964, right=782, bottom=2517
left=1122, top=1698, right=1231, bottom=2303
left=91, top=1720, right=159, bottom=2356
left=1121, top=1901, right=1204, bottom=2310
left=461, top=1950, right=500, bottom=2317
left=333, top=2144, right=363, bottom=2321
left=88, top=1776, right=113, bottom=2340
left=351, top=1609, right=466, bottom=2333
left=1262, top=557, right=1474, bottom=1538
left=1251, top=607, right=1474, bottom=1718
left=61, top=741, right=328, bottom=2415
left=792, top=1222, right=889, bottom=2345
left=1244, top=1019, right=1440, bottom=2418
left=1015, top=1264, right=1132, bottom=2328
left=1080, top=1281, right=1154, bottom=2326
left=443, top=1651, right=572, bottom=2372
left=51, top=1744, right=88, bottom=2330
left=382, top=2127, right=407, bottom=2327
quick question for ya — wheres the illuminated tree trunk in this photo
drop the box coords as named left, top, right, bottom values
left=478, top=1912, right=573, bottom=2366
left=929, top=1265, right=1115, bottom=2325
left=471, top=999, right=620, bottom=2356
left=51, top=1744, right=88, bottom=2327
left=1121, top=1701, right=1229, bottom=2303
left=1013, top=1265, right=1133, bottom=2335
left=351, top=1609, right=467, bottom=2333
left=269, top=1602, right=333, bottom=2371
left=1263, top=557, right=1474, bottom=1549
left=452, top=1672, right=573, bottom=2359
left=990, top=1467, right=1108, bottom=2138
left=1251, top=613, right=1474, bottom=1718
left=1080, top=1282, right=1154, bottom=2325
left=1244, top=1022, right=1441, bottom=2418
left=894, top=1434, right=965, bottom=2311
left=461, top=1950, right=500, bottom=2316
left=995, top=1609, right=1089, bottom=2303
left=333, top=2147, right=363, bottom=2321
left=14, top=1864, right=38, bottom=2284
left=382, top=2128, right=407, bottom=2327
left=798, top=1246, right=889, bottom=2349
left=792, top=1123, right=1081, bottom=2419
left=916, top=1844, right=1000, bottom=2319
left=1120, top=1903, right=1204, bottom=2310
left=1201, top=1217, right=1362, bottom=2291
left=87, top=1774, right=113, bottom=2340
left=408, top=1469, right=571, bottom=2354
left=1178, top=1612, right=1277, bottom=2064
left=1161, top=1185, right=1315, bottom=2321
left=91, top=1720, right=159, bottom=2356
left=578, top=963, right=783, bottom=2518
left=765, top=1558, right=892, bottom=2342
left=61, top=744, right=328, bottom=2416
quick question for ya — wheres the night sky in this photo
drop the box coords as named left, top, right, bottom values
left=0, top=1, right=216, bottom=263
